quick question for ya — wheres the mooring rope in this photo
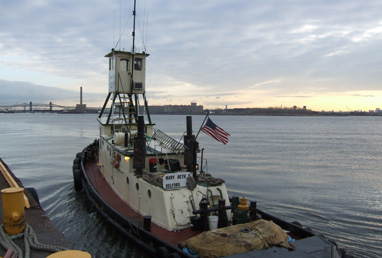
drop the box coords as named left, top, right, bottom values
left=24, top=224, right=68, bottom=254
left=0, top=225, right=24, bottom=258
left=0, top=224, right=68, bottom=258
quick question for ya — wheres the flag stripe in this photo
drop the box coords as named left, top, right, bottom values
left=201, top=118, right=230, bottom=144
left=201, top=127, right=222, bottom=143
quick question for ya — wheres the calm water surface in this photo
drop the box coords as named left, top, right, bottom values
left=0, top=113, right=381, bottom=258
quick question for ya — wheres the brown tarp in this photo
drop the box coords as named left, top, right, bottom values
left=182, top=219, right=295, bottom=258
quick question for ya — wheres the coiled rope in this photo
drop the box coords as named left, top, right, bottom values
left=198, top=172, right=225, bottom=186
left=142, top=172, right=164, bottom=187
left=0, top=224, right=68, bottom=258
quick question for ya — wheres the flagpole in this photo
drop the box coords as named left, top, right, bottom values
left=195, top=111, right=210, bottom=140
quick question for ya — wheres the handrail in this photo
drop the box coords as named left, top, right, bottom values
left=0, top=160, right=30, bottom=208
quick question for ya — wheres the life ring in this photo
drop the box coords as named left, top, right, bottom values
left=113, top=153, right=121, bottom=169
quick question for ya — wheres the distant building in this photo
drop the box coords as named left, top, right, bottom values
left=75, top=104, right=87, bottom=113
left=147, top=102, right=204, bottom=114
left=75, top=87, right=86, bottom=113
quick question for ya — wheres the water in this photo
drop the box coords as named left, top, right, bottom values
left=0, top=113, right=381, bottom=257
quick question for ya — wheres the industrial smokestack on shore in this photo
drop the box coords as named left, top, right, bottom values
left=75, top=86, right=86, bottom=113
left=80, top=87, right=83, bottom=105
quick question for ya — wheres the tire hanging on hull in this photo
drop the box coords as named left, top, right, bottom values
left=73, top=154, right=83, bottom=192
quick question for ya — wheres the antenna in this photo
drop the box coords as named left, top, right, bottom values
left=145, top=12, right=148, bottom=52
left=119, top=0, right=122, bottom=50
left=113, top=11, right=115, bottom=48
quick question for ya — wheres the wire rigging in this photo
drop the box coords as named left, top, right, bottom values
left=136, top=16, right=147, bottom=52
left=113, top=3, right=148, bottom=52
left=114, top=14, right=133, bottom=50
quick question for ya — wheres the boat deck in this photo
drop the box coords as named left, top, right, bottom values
left=0, top=158, right=72, bottom=258
left=84, top=160, right=200, bottom=247
left=80, top=158, right=346, bottom=258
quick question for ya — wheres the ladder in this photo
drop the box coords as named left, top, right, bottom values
left=152, top=130, right=185, bottom=152
left=115, top=94, right=137, bottom=125
left=120, top=95, right=136, bottom=115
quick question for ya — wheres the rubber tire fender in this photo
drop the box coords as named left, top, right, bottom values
left=73, top=158, right=81, bottom=172
left=73, top=158, right=80, bottom=166
left=73, top=168, right=82, bottom=192
left=155, top=247, right=170, bottom=258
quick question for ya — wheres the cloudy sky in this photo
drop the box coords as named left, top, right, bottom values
left=1, top=0, right=381, bottom=111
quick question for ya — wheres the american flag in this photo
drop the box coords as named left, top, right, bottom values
left=201, top=118, right=230, bottom=144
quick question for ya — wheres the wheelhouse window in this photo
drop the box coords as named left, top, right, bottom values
left=120, top=59, right=129, bottom=71
left=134, top=58, right=142, bottom=70
left=109, top=56, right=115, bottom=71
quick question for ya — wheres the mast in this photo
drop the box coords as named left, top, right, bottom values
left=132, top=0, right=137, bottom=54
left=131, top=0, right=136, bottom=86
left=131, top=0, right=137, bottom=116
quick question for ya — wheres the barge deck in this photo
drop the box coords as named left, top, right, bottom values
left=0, top=158, right=72, bottom=258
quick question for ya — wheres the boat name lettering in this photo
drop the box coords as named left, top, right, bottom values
left=166, top=183, right=181, bottom=188
left=177, top=174, right=187, bottom=179
left=163, top=172, right=191, bottom=190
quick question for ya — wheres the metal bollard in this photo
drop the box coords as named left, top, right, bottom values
left=1, top=187, right=25, bottom=235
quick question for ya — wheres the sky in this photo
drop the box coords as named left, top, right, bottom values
left=0, top=0, right=382, bottom=111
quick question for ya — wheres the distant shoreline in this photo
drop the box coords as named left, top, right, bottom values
left=2, top=102, right=381, bottom=116
left=1, top=110, right=380, bottom=116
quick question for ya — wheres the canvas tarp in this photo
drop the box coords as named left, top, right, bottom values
left=182, top=219, right=295, bottom=258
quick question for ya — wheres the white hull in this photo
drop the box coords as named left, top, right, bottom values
left=98, top=133, right=231, bottom=231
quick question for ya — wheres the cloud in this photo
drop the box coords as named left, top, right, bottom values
left=352, top=22, right=382, bottom=42
left=0, top=79, right=104, bottom=106
left=0, top=0, right=382, bottom=110
left=351, top=93, right=375, bottom=98
left=249, top=79, right=283, bottom=89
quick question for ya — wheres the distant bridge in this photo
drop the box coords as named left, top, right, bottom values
left=0, top=102, right=100, bottom=113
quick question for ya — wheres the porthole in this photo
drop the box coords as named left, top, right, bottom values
left=147, top=189, right=151, bottom=198
left=136, top=183, right=139, bottom=191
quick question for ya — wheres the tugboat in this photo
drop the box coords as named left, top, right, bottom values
left=72, top=1, right=349, bottom=257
